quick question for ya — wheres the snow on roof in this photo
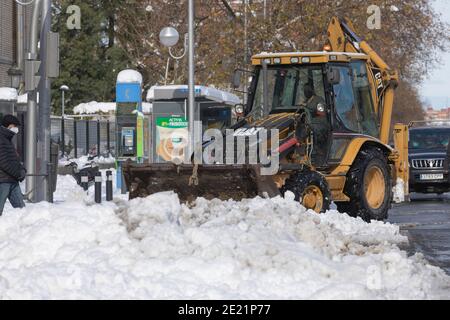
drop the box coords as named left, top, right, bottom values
left=116, top=69, right=143, bottom=84
left=73, top=101, right=152, bottom=114
left=73, top=102, right=116, bottom=114
left=0, top=87, right=18, bottom=101
left=146, top=85, right=241, bottom=105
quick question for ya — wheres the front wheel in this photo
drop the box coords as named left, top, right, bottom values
left=280, top=169, right=331, bottom=213
left=337, top=148, right=392, bottom=222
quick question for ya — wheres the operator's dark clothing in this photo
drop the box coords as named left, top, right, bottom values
left=305, top=95, right=330, bottom=165
left=0, top=126, right=26, bottom=215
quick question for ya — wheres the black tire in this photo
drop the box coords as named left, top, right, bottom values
left=280, top=169, right=331, bottom=213
left=336, top=148, right=392, bottom=222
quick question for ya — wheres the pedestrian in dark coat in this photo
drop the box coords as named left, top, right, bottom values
left=0, top=115, right=26, bottom=215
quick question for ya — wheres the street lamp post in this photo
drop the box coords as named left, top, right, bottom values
left=60, top=85, right=69, bottom=158
left=187, top=0, right=195, bottom=163
left=159, top=26, right=188, bottom=85
left=159, top=2, right=196, bottom=163
left=25, top=0, right=41, bottom=202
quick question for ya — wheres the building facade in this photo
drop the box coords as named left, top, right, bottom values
left=1, top=1, right=32, bottom=159
left=0, top=1, right=15, bottom=87
left=424, top=107, right=450, bottom=121
left=0, top=0, right=32, bottom=88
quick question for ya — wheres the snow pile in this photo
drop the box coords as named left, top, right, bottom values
left=393, top=178, right=406, bottom=203
left=53, top=174, right=90, bottom=203
left=0, top=87, right=17, bottom=101
left=59, top=155, right=115, bottom=168
left=73, top=101, right=152, bottom=114
left=117, top=69, right=143, bottom=84
left=97, top=155, right=116, bottom=164
left=0, top=180, right=449, bottom=299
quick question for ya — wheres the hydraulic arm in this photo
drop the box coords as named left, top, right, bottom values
left=326, top=16, right=399, bottom=145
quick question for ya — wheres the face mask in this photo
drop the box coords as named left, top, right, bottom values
left=9, top=127, right=19, bottom=134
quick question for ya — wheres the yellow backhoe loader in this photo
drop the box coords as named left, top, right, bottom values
left=123, top=17, right=409, bottom=222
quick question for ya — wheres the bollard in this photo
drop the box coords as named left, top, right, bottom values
left=106, top=170, right=113, bottom=201
left=81, top=172, right=89, bottom=191
left=95, top=172, right=102, bottom=204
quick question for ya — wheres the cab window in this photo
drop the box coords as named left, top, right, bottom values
left=251, top=65, right=325, bottom=113
left=333, top=66, right=360, bottom=132
left=350, top=61, right=378, bottom=137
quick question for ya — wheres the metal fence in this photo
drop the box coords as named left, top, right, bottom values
left=51, top=115, right=116, bottom=158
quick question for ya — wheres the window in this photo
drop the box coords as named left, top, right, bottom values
left=252, top=66, right=325, bottom=113
left=409, top=129, right=450, bottom=150
left=333, top=66, right=360, bottom=132
left=350, top=61, right=378, bottom=137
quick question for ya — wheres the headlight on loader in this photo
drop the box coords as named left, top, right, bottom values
left=234, top=104, right=245, bottom=116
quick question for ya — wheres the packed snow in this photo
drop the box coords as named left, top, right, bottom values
left=0, top=87, right=18, bottom=101
left=59, top=155, right=115, bottom=168
left=72, top=101, right=152, bottom=115
left=0, top=174, right=449, bottom=299
left=393, top=178, right=406, bottom=203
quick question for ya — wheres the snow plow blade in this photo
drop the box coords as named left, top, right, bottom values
left=122, top=163, right=280, bottom=202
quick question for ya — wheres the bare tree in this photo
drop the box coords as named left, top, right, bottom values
left=115, top=0, right=449, bottom=122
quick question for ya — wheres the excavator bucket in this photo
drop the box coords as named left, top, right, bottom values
left=122, top=162, right=280, bottom=202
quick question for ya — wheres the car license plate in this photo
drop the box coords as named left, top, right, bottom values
left=420, top=174, right=444, bottom=180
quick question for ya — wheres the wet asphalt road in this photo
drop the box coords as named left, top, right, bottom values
left=388, top=193, right=450, bottom=275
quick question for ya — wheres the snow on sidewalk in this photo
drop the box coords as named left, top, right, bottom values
left=0, top=176, right=449, bottom=299
left=58, top=155, right=116, bottom=168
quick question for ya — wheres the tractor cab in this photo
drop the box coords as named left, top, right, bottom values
left=235, top=51, right=381, bottom=167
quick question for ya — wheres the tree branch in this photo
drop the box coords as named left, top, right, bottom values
left=221, top=0, right=236, bottom=19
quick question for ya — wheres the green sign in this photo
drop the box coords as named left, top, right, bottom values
left=157, top=117, right=188, bottom=128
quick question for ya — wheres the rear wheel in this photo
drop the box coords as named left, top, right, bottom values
left=337, top=148, right=391, bottom=222
left=281, top=169, right=331, bottom=213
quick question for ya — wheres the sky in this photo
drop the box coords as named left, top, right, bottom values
left=420, top=0, right=450, bottom=109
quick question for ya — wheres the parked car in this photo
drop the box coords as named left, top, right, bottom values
left=409, top=126, right=450, bottom=194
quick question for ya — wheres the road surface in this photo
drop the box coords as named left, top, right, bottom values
left=388, top=193, right=450, bottom=275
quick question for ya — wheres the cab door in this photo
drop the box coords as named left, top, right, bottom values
left=327, top=64, right=361, bottom=165
left=327, top=62, right=380, bottom=164
left=330, top=65, right=361, bottom=133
